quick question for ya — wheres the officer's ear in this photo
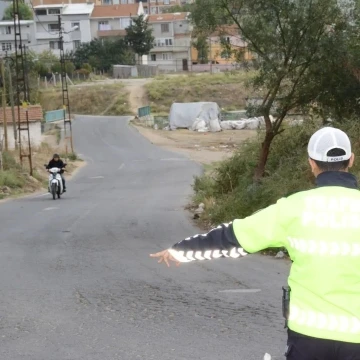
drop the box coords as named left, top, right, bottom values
left=348, top=153, right=355, bottom=169
left=308, top=158, right=318, bottom=175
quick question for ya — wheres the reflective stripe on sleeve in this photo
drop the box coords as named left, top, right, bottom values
left=168, top=247, right=248, bottom=263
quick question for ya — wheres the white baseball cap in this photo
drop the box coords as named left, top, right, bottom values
left=308, top=127, right=352, bottom=162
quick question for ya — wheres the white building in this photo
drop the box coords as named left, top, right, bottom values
left=148, top=12, right=192, bottom=72
left=0, top=20, right=36, bottom=54
left=33, top=3, right=94, bottom=55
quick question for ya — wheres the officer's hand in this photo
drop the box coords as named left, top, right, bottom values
left=150, top=250, right=180, bottom=267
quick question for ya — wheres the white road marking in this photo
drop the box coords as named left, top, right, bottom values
left=90, top=176, right=104, bottom=179
left=219, top=289, right=261, bottom=293
left=160, top=158, right=189, bottom=161
left=118, top=163, right=125, bottom=170
left=43, top=207, right=58, bottom=211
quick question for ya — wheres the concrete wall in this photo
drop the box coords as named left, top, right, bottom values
left=113, top=64, right=158, bottom=78
left=0, top=122, right=42, bottom=150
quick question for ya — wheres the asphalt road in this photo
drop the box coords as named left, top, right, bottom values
left=0, top=116, right=290, bottom=360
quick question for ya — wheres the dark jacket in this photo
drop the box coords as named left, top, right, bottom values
left=47, top=159, right=66, bottom=173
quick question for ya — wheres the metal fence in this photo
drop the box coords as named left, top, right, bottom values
left=45, top=109, right=66, bottom=123
left=220, top=110, right=248, bottom=121
left=138, top=106, right=151, bottom=118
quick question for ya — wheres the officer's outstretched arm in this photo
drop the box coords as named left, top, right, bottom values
left=168, top=199, right=287, bottom=263
left=168, top=222, right=247, bottom=262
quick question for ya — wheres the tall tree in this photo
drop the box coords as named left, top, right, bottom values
left=125, top=15, right=155, bottom=63
left=191, top=0, right=360, bottom=180
left=3, top=2, right=33, bottom=20
left=72, top=38, right=134, bottom=71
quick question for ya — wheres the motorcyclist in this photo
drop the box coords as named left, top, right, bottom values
left=46, top=154, right=66, bottom=192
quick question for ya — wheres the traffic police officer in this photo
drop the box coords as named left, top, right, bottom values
left=150, top=127, right=360, bottom=360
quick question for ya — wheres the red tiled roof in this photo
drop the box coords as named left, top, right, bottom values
left=147, top=12, right=188, bottom=23
left=31, top=0, right=93, bottom=5
left=91, top=4, right=138, bottom=18
left=0, top=105, right=43, bottom=124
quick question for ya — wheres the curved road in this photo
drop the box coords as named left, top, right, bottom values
left=0, top=116, right=289, bottom=360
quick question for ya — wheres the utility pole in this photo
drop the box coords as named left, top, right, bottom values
left=209, top=37, right=212, bottom=75
left=13, top=3, right=33, bottom=175
left=58, top=14, right=74, bottom=155
left=1, top=59, right=8, bottom=151
left=5, top=52, right=17, bottom=147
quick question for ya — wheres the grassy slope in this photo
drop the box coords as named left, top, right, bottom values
left=145, top=72, right=256, bottom=114
left=38, top=83, right=130, bottom=116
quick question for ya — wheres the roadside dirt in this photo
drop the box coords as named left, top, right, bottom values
left=125, top=79, right=152, bottom=114
left=133, top=125, right=256, bottom=164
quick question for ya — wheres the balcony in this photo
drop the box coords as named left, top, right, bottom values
left=151, top=45, right=187, bottom=53
left=97, top=29, right=126, bottom=38
left=34, top=14, right=60, bottom=22
left=0, top=34, right=14, bottom=41
left=36, top=31, right=59, bottom=40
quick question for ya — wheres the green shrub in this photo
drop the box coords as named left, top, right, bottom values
left=2, top=152, right=21, bottom=171
left=0, top=170, right=25, bottom=188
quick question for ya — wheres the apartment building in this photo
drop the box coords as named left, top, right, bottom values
left=0, top=20, right=36, bottom=54
left=147, top=12, right=192, bottom=71
left=90, top=3, right=143, bottom=39
left=33, top=3, right=94, bottom=55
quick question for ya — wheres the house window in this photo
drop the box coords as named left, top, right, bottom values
left=128, top=0, right=134, bottom=3
left=71, top=22, right=80, bottom=30
left=165, top=38, right=172, bottom=46
left=48, top=23, right=60, bottom=31
left=48, top=8, right=61, bottom=14
left=102, top=0, right=111, bottom=4
left=120, top=17, right=132, bottom=29
left=0, top=26, right=11, bottom=35
left=49, top=41, right=61, bottom=50
left=164, top=0, right=170, bottom=4
left=35, top=9, right=47, bottom=15
left=120, top=0, right=127, bottom=3
left=98, top=21, right=111, bottom=30
left=162, top=53, right=172, bottom=60
left=2, top=43, right=12, bottom=51
left=150, top=54, right=156, bottom=61
left=151, top=7, right=157, bottom=14
left=73, top=40, right=81, bottom=49
left=161, top=23, right=169, bottom=33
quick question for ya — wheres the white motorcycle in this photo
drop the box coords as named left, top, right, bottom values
left=44, top=164, right=66, bottom=200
